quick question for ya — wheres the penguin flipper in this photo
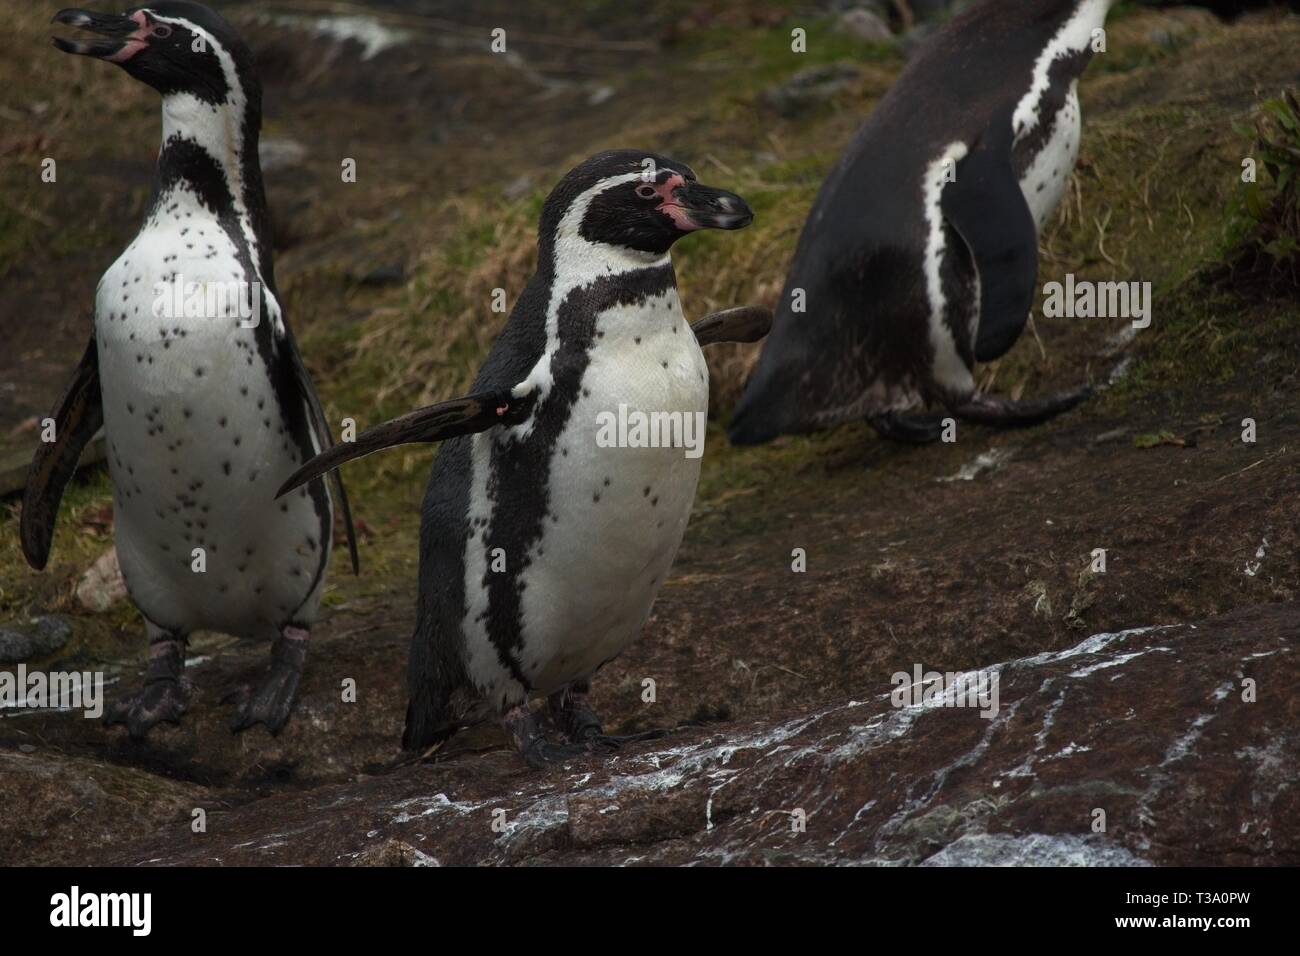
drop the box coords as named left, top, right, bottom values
left=941, top=119, right=1039, bottom=364
left=20, top=338, right=104, bottom=570
left=275, top=387, right=533, bottom=500
left=279, top=324, right=360, bottom=575
left=690, top=305, right=773, bottom=347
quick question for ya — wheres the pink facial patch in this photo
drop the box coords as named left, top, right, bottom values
left=107, top=11, right=150, bottom=63
left=651, top=173, right=699, bottom=231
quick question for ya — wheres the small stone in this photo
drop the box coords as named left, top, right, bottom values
left=0, top=616, right=73, bottom=664
left=762, top=63, right=862, bottom=118
left=835, top=8, right=894, bottom=43
left=76, top=547, right=128, bottom=613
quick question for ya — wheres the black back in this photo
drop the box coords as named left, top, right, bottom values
left=729, top=0, right=1094, bottom=443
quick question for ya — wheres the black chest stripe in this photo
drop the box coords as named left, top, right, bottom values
left=481, top=263, right=677, bottom=687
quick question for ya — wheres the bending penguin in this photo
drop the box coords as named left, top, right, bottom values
left=25, top=2, right=358, bottom=736
left=279, top=150, right=764, bottom=767
left=729, top=0, right=1116, bottom=446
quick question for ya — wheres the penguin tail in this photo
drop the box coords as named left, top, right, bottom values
left=401, top=696, right=456, bottom=752
left=401, top=617, right=462, bottom=753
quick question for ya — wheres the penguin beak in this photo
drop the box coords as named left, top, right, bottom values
left=670, top=181, right=754, bottom=231
left=51, top=8, right=147, bottom=62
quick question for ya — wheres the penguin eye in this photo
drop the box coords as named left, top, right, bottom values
left=635, top=184, right=657, bottom=200
left=151, top=24, right=172, bottom=38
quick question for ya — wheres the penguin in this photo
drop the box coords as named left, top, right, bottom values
left=25, top=2, right=358, bottom=737
left=278, top=150, right=759, bottom=766
left=728, top=0, right=1114, bottom=446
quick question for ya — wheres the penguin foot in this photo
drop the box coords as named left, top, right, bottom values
left=503, top=703, right=594, bottom=769
left=867, top=410, right=947, bottom=444
left=578, top=728, right=673, bottom=753
left=104, top=678, right=192, bottom=739
left=229, top=626, right=308, bottom=735
left=547, top=688, right=671, bottom=752
left=952, top=383, right=1093, bottom=428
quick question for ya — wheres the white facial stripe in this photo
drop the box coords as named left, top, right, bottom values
left=1011, top=0, right=1112, bottom=142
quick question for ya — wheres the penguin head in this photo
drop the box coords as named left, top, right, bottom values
left=542, top=149, right=754, bottom=256
left=51, top=2, right=252, bottom=103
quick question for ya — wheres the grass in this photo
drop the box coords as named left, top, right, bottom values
left=1, top=3, right=1297, bottom=642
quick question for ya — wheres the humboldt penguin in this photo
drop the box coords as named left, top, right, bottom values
left=728, top=0, right=1117, bottom=445
left=279, top=151, right=761, bottom=766
left=25, top=2, right=358, bottom=736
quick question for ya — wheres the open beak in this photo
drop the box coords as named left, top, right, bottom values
left=51, top=8, right=145, bottom=61
left=669, top=181, right=754, bottom=231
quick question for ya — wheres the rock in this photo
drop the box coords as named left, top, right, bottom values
left=350, top=838, right=440, bottom=866
left=0, top=616, right=72, bottom=664
left=358, top=263, right=405, bottom=287
left=258, top=136, right=307, bottom=173
left=83, top=602, right=1300, bottom=866
left=502, top=174, right=534, bottom=201
left=75, top=546, right=127, bottom=613
left=0, top=750, right=204, bottom=866
left=835, top=8, right=894, bottom=43
left=763, top=63, right=862, bottom=118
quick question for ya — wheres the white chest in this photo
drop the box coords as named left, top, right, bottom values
left=1017, top=83, right=1082, bottom=233
left=94, top=209, right=329, bottom=639
left=462, top=287, right=709, bottom=700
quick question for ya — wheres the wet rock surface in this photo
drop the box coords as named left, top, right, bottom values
left=73, top=604, right=1296, bottom=866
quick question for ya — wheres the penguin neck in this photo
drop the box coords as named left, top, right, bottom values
left=541, top=229, right=672, bottom=289
left=153, top=83, right=274, bottom=285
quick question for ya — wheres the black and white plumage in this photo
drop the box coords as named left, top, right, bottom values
left=281, top=150, right=757, bottom=766
left=24, top=2, right=357, bottom=736
left=728, top=0, right=1111, bottom=446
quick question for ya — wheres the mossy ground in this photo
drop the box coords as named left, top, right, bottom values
left=0, top=2, right=1297, bottom=863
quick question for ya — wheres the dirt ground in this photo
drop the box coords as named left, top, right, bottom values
left=0, top=1, right=1297, bottom=865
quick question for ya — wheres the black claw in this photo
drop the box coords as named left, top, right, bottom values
left=104, top=678, right=191, bottom=739
left=230, top=662, right=301, bottom=734
left=868, top=410, right=947, bottom=444
left=521, top=738, right=592, bottom=769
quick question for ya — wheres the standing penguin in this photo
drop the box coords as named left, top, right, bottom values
left=728, top=0, right=1115, bottom=446
left=279, top=151, right=760, bottom=766
left=25, top=2, right=357, bottom=736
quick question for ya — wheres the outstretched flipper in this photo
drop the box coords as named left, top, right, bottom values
left=690, top=305, right=773, bottom=347
left=276, top=385, right=535, bottom=500
left=278, top=321, right=361, bottom=574
left=942, top=112, right=1039, bottom=363
left=20, top=338, right=104, bottom=570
